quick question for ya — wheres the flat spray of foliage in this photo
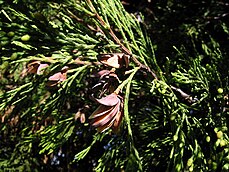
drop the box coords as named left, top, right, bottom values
left=0, top=0, right=229, bottom=171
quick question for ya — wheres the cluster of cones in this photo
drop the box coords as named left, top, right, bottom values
left=89, top=53, right=130, bottom=133
left=26, top=53, right=130, bottom=133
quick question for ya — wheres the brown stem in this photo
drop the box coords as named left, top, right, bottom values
left=171, top=85, right=198, bottom=103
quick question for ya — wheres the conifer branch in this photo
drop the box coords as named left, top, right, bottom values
left=86, top=0, right=158, bottom=80
left=85, top=0, right=196, bottom=103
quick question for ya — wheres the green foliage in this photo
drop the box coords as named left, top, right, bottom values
left=0, top=0, right=228, bottom=171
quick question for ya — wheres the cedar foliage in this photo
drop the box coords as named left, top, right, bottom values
left=0, top=0, right=228, bottom=171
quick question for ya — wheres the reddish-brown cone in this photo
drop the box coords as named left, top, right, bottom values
left=27, top=61, right=49, bottom=75
left=89, top=93, right=124, bottom=132
left=97, top=53, right=130, bottom=68
left=91, top=69, right=119, bottom=97
left=46, top=66, right=69, bottom=87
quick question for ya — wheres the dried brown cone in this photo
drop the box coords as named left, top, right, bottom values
left=27, top=61, right=49, bottom=75
left=91, top=69, right=119, bottom=97
left=89, top=93, right=124, bottom=133
left=46, top=66, right=69, bottom=87
left=97, top=53, right=130, bottom=68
